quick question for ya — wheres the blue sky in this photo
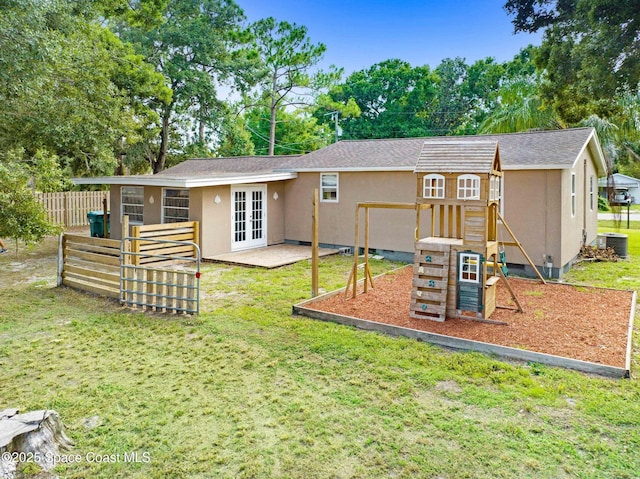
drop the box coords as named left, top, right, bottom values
left=237, top=0, right=542, bottom=75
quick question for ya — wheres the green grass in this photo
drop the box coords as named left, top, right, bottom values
left=599, top=219, right=640, bottom=230
left=564, top=224, right=640, bottom=289
left=600, top=202, right=640, bottom=213
left=1, top=236, right=639, bottom=478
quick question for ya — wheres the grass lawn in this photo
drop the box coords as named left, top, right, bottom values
left=1, top=232, right=639, bottom=478
left=564, top=223, right=640, bottom=289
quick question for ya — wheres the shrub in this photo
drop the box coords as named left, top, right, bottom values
left=598, top=195, right=610, bottom=211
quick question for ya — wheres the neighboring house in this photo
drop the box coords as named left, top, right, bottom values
left=598, top=173, right=640, bottom=205
left=74, top=127, right=606, bottom=279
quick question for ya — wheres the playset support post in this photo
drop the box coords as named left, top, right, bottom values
left=312, top=189, right=319, bottom=297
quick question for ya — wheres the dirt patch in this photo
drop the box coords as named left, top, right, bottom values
left=306, top=266, right=634, bottom=368
left=0, top=237, right=60, bottom=286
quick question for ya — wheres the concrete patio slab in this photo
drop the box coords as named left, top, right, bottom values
left=204, top=244, right=339, bottom=268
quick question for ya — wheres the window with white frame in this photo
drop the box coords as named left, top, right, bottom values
left=320, top=173, right=338, bottom=202
left=423, top=174, right=445, bottom=199
left=457, top=174, right=480, bottom=200
left=459, top=252, right=481, bottom=283
left=571, top=173, right=576, bottom=217
left=499, top=174, right=505, bottom=217
left=162, top=188, right=190, bottom=223
left=489, top=175, right=501, bottom=202
left=121, top=186, right=144, bottom=225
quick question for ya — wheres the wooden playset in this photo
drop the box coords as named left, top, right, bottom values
left=346, top=140, right=544, bottom=322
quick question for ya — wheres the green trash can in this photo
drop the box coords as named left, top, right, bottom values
left=87, top=210, right=110, bottom=237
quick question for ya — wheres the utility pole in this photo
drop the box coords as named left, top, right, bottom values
left=332, top=111, right=339, bottom=143
left=324, top=111, right=340, bottom=143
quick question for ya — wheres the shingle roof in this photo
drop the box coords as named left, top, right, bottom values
left=156, top=128, right=601, bottom=177
left=291, top=137, right=424, bottom=170
left=287, top=127, right=603, bottom=173
left=156, top=155, right=301, bottom=177
left=423, top=128, right=599, bottom=171
left=75, top=128, right=603, bottom=187
left=415, top=140, right=499, bottom=173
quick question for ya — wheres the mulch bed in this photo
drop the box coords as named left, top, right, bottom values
left=307, top=266, right=634, bottom=368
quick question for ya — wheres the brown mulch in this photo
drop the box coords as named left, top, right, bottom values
left=307, top=266, right=634, bottom=368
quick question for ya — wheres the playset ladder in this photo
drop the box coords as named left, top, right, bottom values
left=410, top=244, right=451, bottom=322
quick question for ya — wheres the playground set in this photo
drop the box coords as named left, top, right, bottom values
left=345, top=140, right=545, bottom=323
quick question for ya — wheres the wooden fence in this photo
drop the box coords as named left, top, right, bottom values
left=37, top=191, right=110, bottom=228
left=59, top=234, right=121, bottom=299
left=130, top=221, right=200, bottom=267
left=58, top=219, right=200, bottom=313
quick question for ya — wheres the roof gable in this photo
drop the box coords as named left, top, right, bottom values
left=415, top=140, right=500, bottom=174
left=598, top=172, right=640, bottom=188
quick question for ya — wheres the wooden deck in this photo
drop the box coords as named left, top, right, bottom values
left=205, top=244, right=339, bottom=268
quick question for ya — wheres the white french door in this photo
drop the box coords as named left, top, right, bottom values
left=231, top=185, right=267, bottom=251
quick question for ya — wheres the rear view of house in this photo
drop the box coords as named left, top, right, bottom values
left=74, top=127, right=606, bottom=278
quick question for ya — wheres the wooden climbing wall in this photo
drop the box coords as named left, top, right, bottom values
left=410, top=239, right=460, bottom=321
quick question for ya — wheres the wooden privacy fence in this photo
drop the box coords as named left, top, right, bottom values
left=37, top=191, right=110, bottom=228
left=58, top=219, right=200, bottom=314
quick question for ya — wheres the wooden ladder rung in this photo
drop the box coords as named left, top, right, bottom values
left=411, top=247, right=451, bottom=321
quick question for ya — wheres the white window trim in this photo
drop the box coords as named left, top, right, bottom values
left=459, top=252, right=481, bottom=284
left=423, top=174, right=445, bottom=199
left=121, top=186, right=144, bottom=225
left=320, top=173, right=339, bottom=203
left=457, top=174, right=480, bottom=200
left=571, top=173, right=576, bottom=217
left=498, top=174, right=505, bottom=218
left=489, top=175, right=501, bottom=202
left=162, top=187, right=190, bottom=224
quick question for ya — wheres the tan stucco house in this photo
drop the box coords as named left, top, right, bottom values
left=74, top=127, right=607, bottom=278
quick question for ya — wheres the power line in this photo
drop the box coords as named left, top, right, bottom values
left=245, top=125, right=316, bottom=153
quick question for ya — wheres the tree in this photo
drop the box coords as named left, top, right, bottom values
left=248, top=17, right=333, bottom=155
left=0, top=0, right=170, bottom=176
left=613, top=91, right=640, bottom=177
left=578, top=92, right=640, bottom=174
left=217, top=116, right=256, bottom=157
left=0, top=149, right=64, bottom=249
left=479, top=48, right=563, bottom=133
left=95, top=0, right=170, bottom=29
left=245, top=107, right=332, bottom=155
left=430, top=58, right=470, bottom=135
left=426, top=56, right=505, bottom=135
left=329, top=59, right=439, bottom=139
left=505, top=0, right=640, bottom=123
left=115, top=0, right=259, bottom=172
left=330, top=56, right=508, bottom=139
left=479, top=75, right=562, bottom=133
